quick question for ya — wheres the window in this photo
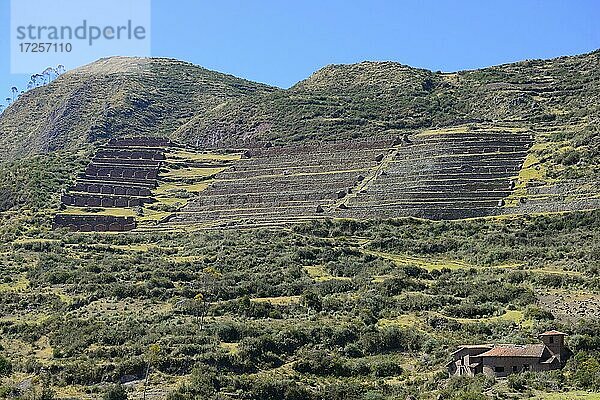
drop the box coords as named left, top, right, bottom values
left=549, top=337, right=554, bottom=344
left=523, top=364, right=530, bottom=371
left=512, top=366, right=518, bottom=372
left=494, top=366, right=505, bottom=373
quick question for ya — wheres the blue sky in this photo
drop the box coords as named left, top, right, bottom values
left=0, top=0, right=598, bottom=101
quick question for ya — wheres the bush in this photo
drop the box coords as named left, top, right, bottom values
left=523, top=305, right=554, bottom=321
left=0, top=355, right=11, bottom=376
left=103, top=384, right=128, bottom=400
left=507, top=372, right=528, bottom=391
left=371, top=359, right=403, bottom=377
left=570, top=352, right=600, bottom=390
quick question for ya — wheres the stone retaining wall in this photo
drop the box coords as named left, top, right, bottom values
left=53, top=215, right=136, bottom=232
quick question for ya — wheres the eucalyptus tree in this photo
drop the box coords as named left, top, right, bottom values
left=42, top=67, right=55, bottom=84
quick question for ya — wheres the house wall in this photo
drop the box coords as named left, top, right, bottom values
left=542, top=335, right=565, bottom=358
left=482, top=356, right=546, bottom=377
left=449, top=347, right=491, bottom=376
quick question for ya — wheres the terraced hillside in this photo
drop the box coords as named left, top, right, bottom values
left=54, top=137, right=173, bottom=232
left=339, top=131, right=533, bottom=220
left=53, top=137, right=241, bottom=232
left=172, top=51, right=600, bottom=215
left=170, top=138, right=393, bottom=227
left=171, top=130, right=534, bottom=226
left=0, top=51, right=598, bottom=222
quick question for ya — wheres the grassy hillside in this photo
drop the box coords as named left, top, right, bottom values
left=1, top=51, right=598, bottom=186
left=0, top=51, right=599, bottom=399
left=0, top=57, right=274, bottom=161
left=1, top=211, right=600, bottom=399
left=175, top=51, right=599, bottom=146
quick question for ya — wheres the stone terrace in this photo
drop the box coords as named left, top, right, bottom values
left=171, top=132, right=533, bottom=226
left=54, top=137, right=172, bottom=232
left=338, top=132, right=533, bottom=220
left=171, top=138, right=395, bottom=226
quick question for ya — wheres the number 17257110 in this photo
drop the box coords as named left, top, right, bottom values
left=19, top=42, right=72, bottom=53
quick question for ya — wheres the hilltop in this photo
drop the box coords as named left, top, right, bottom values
left=176, top=51, right=600, bottom=147
left=2, top=51, right=597, bottom=182
left=1, top=51, right=599, bottom=156
left=0, top=51, right=599, bottom=221
left=0, top=57, right=274, bottom=160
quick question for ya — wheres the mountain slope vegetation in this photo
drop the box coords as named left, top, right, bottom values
left=2, top=51, right=597, bottom=188
left=0, top=51, right=599, bottom=399
left=0, top=57, right=274, bottom=161
left=176, top=51, right=599, bottom=146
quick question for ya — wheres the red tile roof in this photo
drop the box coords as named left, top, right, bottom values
left=540, top=330, right=568, bottom=336
left=477, top=344, right=546, bottom=358
left=451, top=345, right=493, bottom=355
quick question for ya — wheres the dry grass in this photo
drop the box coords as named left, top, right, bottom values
left=0, top=274, right=30, bottom=292
left=533, top=392, right=600, bottom=400
left=251, top=296, right=301, bottom=305
left=168, top=150, right=241, bottom=162
left=303, top=265, right=352, bottom=282
left=364, top=250, right=472, bottom=271
left=162, top=167, right=225, bottom=179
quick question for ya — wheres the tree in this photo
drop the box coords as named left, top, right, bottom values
left=27, top=74, right=40, bottom=90
left=571, top=353, right=600, bottom=390
left=30, top=73, right=42, bottom=88
left=189, top=266, right=222, bottom=328
left=0, top=354, right=11, bottom=376
left=422, top=77, right=435, bottom=92
left=42, top=67, right=55, bottom=84
left=143, top=344, right=161, bottom=400
left=301, top=289, right=322, bottom=313
left=193, top=293, right=209, bottom=330
left=201, top=266, right=222, bottom=296
left=103, top=384, right=128, bottom=400
left=178, top=293, right=210, bottom=330
left=11, top=87, right=18, bottom=101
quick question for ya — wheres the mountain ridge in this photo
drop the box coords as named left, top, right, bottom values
left=0, top=56, right=275, bottom=160
left=0, top=50, right=598, bottom=199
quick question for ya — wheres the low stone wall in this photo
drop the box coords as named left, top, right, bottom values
left=80, top=176, right=158, bottom=188
left=71, top=182, right=152, bottom=197
left=61, top=194, right=153, bottom=208
left=53, top=215, right=136, bottom=232
left=85, top=165, right=159, bottom=180
left=107, top=137, right=172, bottom=148
left=95, top=149, right=166, bottom=161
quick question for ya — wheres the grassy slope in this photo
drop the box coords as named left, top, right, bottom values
left=0, top=57, right=275, bottom=161
left=1, top=212, right=600, bottom=399
left=1, top=52, right=598, bottom=193
left=176, top=51, right=600, bottom=186
left=175, top=51, right=599, bottom=138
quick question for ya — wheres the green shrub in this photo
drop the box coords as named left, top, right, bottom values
left=103, top=384, right=128, bottom=400
left=0, top=355, right=11, bottom=376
